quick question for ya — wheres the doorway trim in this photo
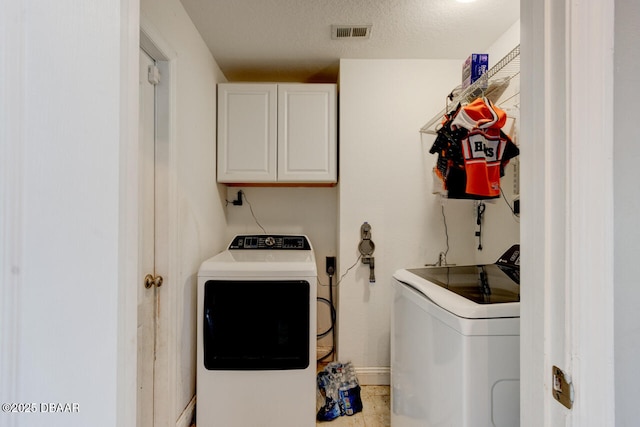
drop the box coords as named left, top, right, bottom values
left=520, top=0, right=615, bottom=425
left=139, top=15, right=182, bottom=427
left=118, top=1, right=141, bottom=426
left=0, top=4, right=25, bottom=425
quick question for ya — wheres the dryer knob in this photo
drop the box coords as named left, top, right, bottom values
left=264, top=236, right=276, bottom=247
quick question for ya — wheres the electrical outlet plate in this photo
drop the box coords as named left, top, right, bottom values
left=325, top=256, right=336, bottom=276
left=552, top=365, right=573, bottom=409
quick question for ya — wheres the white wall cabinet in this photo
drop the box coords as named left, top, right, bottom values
left=217, top=83, right=337, bottom=184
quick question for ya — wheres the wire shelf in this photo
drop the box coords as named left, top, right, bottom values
left=420, top=45, right=520, bottom=135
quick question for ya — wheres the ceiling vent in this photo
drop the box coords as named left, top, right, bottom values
left=331, top=24, right=372, bottom=40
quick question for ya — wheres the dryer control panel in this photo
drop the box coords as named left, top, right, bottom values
left=228, top=235, right=311, bottom=250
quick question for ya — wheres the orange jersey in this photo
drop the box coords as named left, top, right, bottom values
left=451, top=98, right=517, bottom=198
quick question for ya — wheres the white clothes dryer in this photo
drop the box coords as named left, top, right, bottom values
left=391, top=246, right=521, bottom=427
left=196, top=235, right=317, bottom=427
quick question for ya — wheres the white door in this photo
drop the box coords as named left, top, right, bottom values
left=137, top=48, right=162, bottom=427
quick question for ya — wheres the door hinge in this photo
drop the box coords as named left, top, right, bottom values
left=552, top=365, right=574, bottom=409
left=147, top=65, right=160, bottom=85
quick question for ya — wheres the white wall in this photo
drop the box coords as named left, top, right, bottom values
left=141, top=0, right=228, bottom=424
left=486, top=19, right=521, bottom=63
left=337, top=58, right=469, bottom=377
left=614, top=0, right=640, bottom=424
left=1, top=1, right=135, bottom=426
left=337, top=26, right=521, bottom=378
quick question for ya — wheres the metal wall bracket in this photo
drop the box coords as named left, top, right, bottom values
left=358, top=222, right=376, bottom=283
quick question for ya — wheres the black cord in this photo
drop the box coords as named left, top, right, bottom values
left=476, top=202, right=485, bottom=251
left=337, top=255, right=362, bottom=286
left=328, top=275, right=336, bottom=356
left=316, top=297, right=336, bottom=338
left=239, top=190, right=267, bottom=234
left=441, top=202, right=450, bottom=264
left=500, top=188, right=520, bottom=220
left=317, top=347, right=335, bottom=362
left=317, top=254, right=362, bottom=362
left=316, top=255, right=364, bottom=362
left=426, top=201, right=451, bottom=266
left=317, top=274, right=336, bottom=362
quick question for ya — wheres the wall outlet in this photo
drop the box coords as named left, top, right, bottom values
left=513, top=196, right=520, bottom=215
left=326, top=256, right=336, bottom=276
left=231, top=190, right=243, bottom=206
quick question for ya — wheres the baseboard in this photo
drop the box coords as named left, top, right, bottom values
left=176, top=395, right=196, bottom=427
left=354, top=366, right=390, bottom=386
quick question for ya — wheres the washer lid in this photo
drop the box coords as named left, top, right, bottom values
left=393, top=266, right=520, bottom=319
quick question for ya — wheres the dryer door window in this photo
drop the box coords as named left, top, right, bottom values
left=203, top=280, right=310, bottom=370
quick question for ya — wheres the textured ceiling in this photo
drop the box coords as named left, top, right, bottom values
left=179, top=0, right=520, bottom=82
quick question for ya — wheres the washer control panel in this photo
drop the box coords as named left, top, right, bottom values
left=228, top=235, right=311, bottom=250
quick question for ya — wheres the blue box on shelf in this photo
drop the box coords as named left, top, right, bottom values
left=462, top=53, right=489, bottom=89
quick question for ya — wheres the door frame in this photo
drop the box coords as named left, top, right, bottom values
left=520, top=0, right=615, bottom=425
left=0, top=3, right=25, bottom=424
left=138, top=17, right=181, bottom=427
left=138, top=46, right=159, bottom=427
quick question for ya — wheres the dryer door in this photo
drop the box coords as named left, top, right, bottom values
left=203, top=280, right=310, bottom=370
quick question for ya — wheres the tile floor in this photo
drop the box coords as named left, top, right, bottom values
left=192, top=359, right=391, bottom=427
left=191, top=385, right=390, bottom=427
left=316, top=385, right=390, bottom=427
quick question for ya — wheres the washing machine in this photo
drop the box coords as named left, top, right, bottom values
left=196, top=234, right=317, bottom=427
left=391, top=246, right=520, bottom=427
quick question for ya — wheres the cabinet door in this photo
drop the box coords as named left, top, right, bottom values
left=217, top=84, right=277, bottom=182
left=277, top=84, right=337, bottom=183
